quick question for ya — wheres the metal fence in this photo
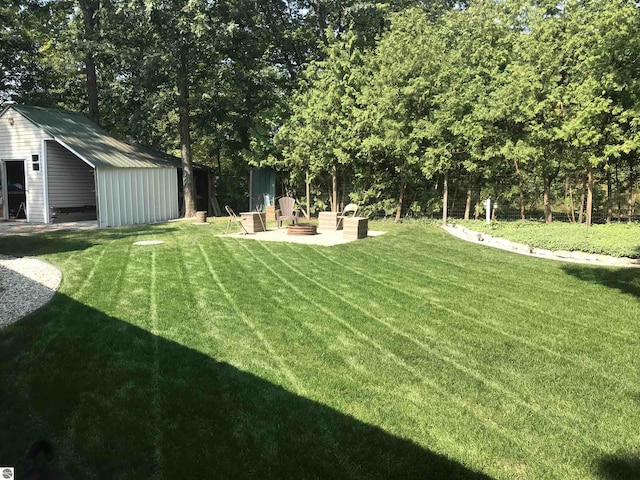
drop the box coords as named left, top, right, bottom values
left=442, top=200, right=640, bottom=224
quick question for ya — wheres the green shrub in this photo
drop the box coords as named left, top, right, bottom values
left=454, top=220, right=640, bottom=258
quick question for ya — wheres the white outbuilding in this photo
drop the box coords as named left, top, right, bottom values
left=0, top=104, right=180, bottom=228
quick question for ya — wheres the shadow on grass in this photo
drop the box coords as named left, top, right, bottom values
left=0, top=287, right=492, bottom=479
left=0, top=231, right=96, bottom=256
left=561, top=265, right=640, bottom=299
left=598, top=455, right=640, bottom=480
left=0, top=226, right=179, bottom=257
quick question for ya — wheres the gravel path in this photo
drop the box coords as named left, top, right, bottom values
left=0, top=255, right=62, bottom=328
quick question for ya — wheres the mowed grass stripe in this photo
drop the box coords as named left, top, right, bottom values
left=204, top=237, right=331, bottom=378
left=157, top=233, right=286, bottom=382
left=153, top=230, right=256, bottom=361
left=354, top=237, right=640, bottom=355
left=358, top=235, right=628, bottom=319
left=149, top=250, right=164, bottom=480
left=248, top=242, right=555, bottom=451
left=61, top=241, right=113, bottom=301
left=196, top=240, right=306, bottom=396
left=316, top=235, right=640, bottom=408
left=229, top=239, right=374, bottom=385
left=277, top=243, right=556, bottom=410
left=78, top=240, right=135, bottom=314
left=372, top=225, right=640, bottom=327
left=302, top=240, right=632, bottom=454
left=369, top=224, right=623, bottom=307
left=308, top=242, right=632, bottom=387
left=175, top=236, right=293, bottom=374
left=222, top=238, right=390, bottom=390
left=258, top=246, right=591, bottom=476
left=361, top=240, right=640, bottom=385
left=304, top=244, right=614, bottom=399
left=281, top=244, right=615, bottom=450
left=284, top=240, right=584, bottom=374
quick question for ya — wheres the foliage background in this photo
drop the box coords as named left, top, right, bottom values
left=2, top=0, right=639, bottom=220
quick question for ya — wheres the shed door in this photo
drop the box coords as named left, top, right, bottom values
left=2, top=160, right=27, bottom=220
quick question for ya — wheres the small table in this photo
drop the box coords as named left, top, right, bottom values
left=343, top=217, right=368, bottom=240
left=240, top=212, right=266, bottom=233
left=318, top=211, right=341, bottom=231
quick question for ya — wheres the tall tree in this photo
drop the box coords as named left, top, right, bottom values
left=359, top=8, right=444, bottom=221
left=561, top=0, right=640, bottom=226
left=277, top=30, right=365, bottom=212
left=1, top=0, right=74, bottom=104
left=77, top=0, right=100, bottom=123
left=396, top=0, right=515, bottom=225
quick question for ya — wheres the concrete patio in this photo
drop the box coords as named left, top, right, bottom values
left=220, top=227, right=386, bottom=247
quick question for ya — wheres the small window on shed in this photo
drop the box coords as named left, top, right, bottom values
left=32, top=154, right=40, bottom=171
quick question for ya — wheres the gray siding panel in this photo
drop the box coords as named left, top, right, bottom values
left=47, top=141, right=96, bottom=208
left=96, top=167, right=178, bottom=228
left=0, top=109, right=46, bottom=222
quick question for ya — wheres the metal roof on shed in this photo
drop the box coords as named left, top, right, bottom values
left=4, top=105, right=180, bottom=169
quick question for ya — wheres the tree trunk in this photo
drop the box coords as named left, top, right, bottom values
left=464, top=179, right=472, bottom=221
left=395, top=180, right=406, bottom=223
left=442, top=171, right=449, bottom=226
left=79, top=0, right=99, bottom=124
left=616, top=162, right=621, bottom=221
left=305, top=170, right=311, bottom=220
left=627, top=162, right=635, bottom=223
left=578, top=175, right=586, bottom=224
left=474, top=186, right=480, bottom=220
left=309, top=0, right=327, bottom=42
left=514, top=158, right=526, bottom=220
left=331, top=168, right=338, bottom=212
left=543, top=174, right=552, bottom=224
left=177, top=56, right=195, bottom=219
left=568, top=179, right=576, bottom=223
left=606, top=167, right=612, bottom=224
left=586, top=164, right=594, bottom=227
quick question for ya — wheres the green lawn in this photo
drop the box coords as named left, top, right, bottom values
left=1, top=220, right=639, bottom=479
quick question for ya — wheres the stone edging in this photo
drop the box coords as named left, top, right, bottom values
left=441, top=223, right=640, bottom=268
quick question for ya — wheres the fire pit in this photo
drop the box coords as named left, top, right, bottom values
left=287, top=224, right=317, bottom=236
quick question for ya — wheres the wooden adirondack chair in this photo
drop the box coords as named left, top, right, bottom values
left=276, top=197, right=299, bottom=228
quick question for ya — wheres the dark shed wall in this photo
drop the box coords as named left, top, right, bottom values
left=47, top=141, right=96, bottom=208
